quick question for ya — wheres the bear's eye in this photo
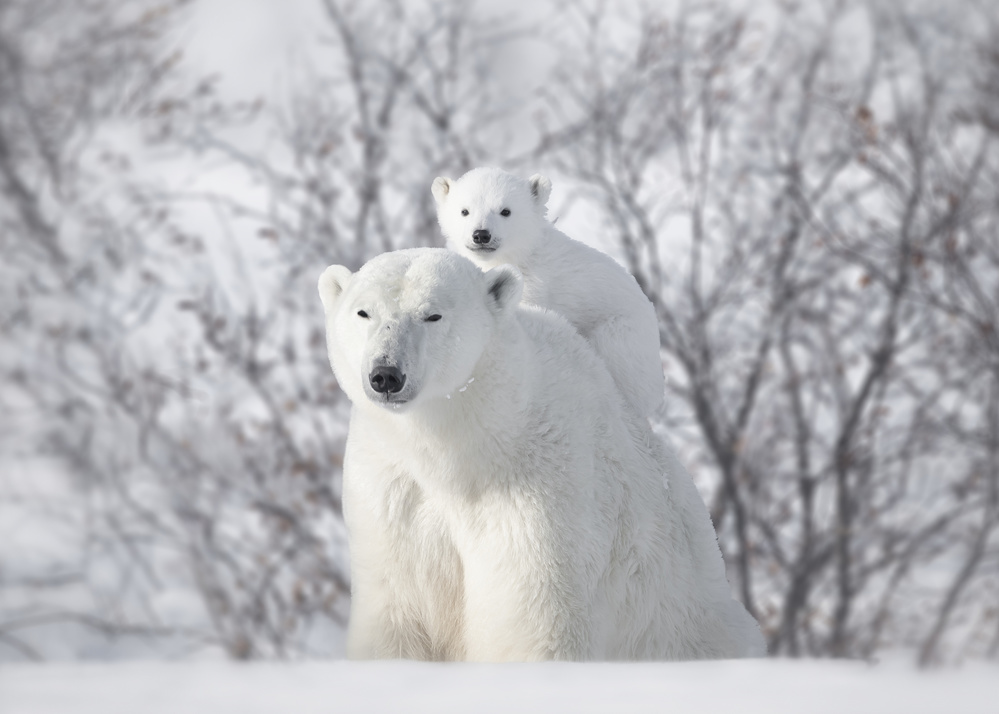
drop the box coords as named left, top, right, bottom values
left=357, top=310, right=369, bottom=319
left=424, top=314, right=442, bottom=322
left=460, top=209, right=469, bottom=216
left=500, top=208, right=511, bottom=217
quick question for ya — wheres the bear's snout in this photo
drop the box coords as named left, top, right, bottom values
left=472, top=229, right=492, bottom=246
left=369, top=365, right=406, bottom=394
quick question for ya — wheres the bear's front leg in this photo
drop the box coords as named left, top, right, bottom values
left=347, top=566, right=463, bottom=661
left=344, top=577, right=397, bottom=659
left=345, top=467, right=465, bottom=660
left=456, top=494, right=591, bottom=662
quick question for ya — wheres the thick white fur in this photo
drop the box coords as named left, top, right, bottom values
left=433, top=167, right=665, bottom=417
left=319, top=248, right=764, bottom=661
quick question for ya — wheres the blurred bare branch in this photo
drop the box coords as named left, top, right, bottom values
left=538, top=0, right=999, bottom=661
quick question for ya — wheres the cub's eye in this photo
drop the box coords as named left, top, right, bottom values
left=357, top=310, right=369, bottom=318
left=424, top=314, right=442, bottom=322
left=500, top=208, right=511, bottom=217
left=460, top=209, right=469, bottom=216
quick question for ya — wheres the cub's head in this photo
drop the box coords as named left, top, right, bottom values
left=318, top=248, right=522, bottom=412
left=432, top=167, right=552, bottom=265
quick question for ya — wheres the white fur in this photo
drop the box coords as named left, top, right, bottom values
left=319, top=248, right=765, bottom=661
left=433, top=167, right=665, bottom=417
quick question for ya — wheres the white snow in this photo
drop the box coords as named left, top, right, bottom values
left=2, top=659, right=997, bottom=714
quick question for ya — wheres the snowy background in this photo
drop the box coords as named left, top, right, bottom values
left=1, top=0, right=998, bottom=706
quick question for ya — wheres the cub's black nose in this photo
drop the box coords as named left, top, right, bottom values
left=369, top=366, right=405, bottom=394
left=472, top=229, right=492, bottom=245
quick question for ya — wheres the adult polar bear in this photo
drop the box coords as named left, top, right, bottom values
left=433, top=167, right=664, bottom=418
left=319, top=248, right=764, bottom=661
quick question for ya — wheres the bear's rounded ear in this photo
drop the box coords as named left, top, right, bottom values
left=431, top=176, right=453, bottom=207
left=484, top=264, right=523, bottom=315
left=528, top=174, right=552, bottom=207
left=318, top=265, right=354, bottom=313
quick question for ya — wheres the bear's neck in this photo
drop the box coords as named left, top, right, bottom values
left=396, top=314, right=536, bottom=496
left=422, top=315, right=532, bottom=430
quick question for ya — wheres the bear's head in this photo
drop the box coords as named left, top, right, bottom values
left=432, top=167, right=552, bottom=265
left=318, top=248, right=523, bottom=412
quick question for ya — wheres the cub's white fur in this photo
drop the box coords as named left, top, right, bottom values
left=319, top=248, right=764, bottom=661
left=433, top=167, right=665, bottom=417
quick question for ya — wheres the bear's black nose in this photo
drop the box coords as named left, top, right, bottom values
left=472, top=229, right=491, bottom=245
left=369, top=366, right=406, bottom=394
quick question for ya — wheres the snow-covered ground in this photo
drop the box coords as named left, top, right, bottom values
left=2, top=659, right=997, bottom=714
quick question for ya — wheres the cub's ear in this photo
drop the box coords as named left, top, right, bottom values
left=484, top=264, right=523, bottom=315
left=431, top=176, right=453, bottom=207
left=318, top=265, right=354, bottom=313
left=528, top=174, right=552, bottom=207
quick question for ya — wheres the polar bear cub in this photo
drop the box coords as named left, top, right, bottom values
left=318, top=247, right=764, bottom=661
left=433, top=167, right=665, bottom=417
